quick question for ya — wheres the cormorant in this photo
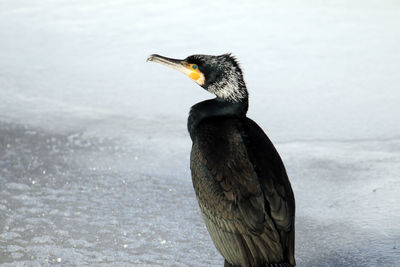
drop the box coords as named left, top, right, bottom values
left=147, top=53, right=296, bottom=267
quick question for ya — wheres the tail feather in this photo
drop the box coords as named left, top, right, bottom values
left=224, top=260, right=294, bottom=267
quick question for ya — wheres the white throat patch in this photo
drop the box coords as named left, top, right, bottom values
left=207, top=57, right=247, bottom=102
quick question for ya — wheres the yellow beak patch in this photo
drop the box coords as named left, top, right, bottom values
left=147, top=54, right=205, bottom=86
left=184, top=64, right=205, bottom=85
left=189, top=71, right=201, bottom=81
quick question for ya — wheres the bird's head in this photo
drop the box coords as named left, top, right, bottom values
left=147, top=53, right=247, bottom=102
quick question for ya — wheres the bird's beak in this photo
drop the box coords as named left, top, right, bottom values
left=147, top=54, right=205, bottom=85
left=147, top=54, right=184, bottom=70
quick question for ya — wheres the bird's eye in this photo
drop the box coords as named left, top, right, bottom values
left=192, top=64, right=198, bottom=70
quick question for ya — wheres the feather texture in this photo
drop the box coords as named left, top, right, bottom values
left=190, top=117, right=295, bottom=266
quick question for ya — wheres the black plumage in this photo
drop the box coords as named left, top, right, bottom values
left=147, top=53, right=295, bottom=267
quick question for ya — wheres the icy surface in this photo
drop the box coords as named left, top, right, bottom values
left=1, top=0, right=400, bottom=266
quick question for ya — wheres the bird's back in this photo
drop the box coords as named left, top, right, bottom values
left=190, top=116, right=295, bottom=267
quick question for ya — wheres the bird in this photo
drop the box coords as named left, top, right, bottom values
left=147, top=53, right=296, bottom=267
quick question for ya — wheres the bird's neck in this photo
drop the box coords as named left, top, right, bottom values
left=187, top=97, right=248, bottom=140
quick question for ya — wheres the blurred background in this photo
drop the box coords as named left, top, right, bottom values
left=0, top=0, right=399, bottom=266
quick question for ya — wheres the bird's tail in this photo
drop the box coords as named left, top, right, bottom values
left=224, top=260, right=294, bottom=267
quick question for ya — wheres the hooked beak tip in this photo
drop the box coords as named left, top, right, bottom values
left=147, top=54, right=164, bottom=62
left=146, top=54, right=184, bottom=67
left=146, top=55, right=155, bottom=62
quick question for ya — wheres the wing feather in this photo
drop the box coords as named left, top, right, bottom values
left=190, top=117, right=295, bottom=266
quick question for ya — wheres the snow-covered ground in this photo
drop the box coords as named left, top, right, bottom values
left=0, top=0, right=399, bottom=266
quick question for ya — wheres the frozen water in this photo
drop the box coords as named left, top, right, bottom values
left=0, top=0, right=399, bottom=266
